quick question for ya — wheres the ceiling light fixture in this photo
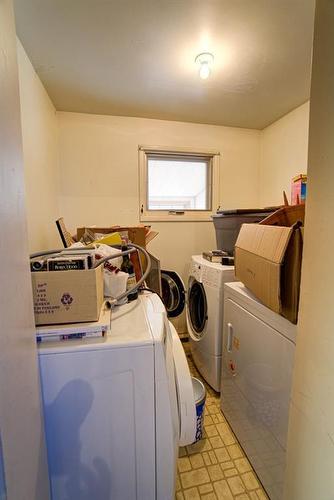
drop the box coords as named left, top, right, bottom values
left=195, top=52, right=214, bottom=80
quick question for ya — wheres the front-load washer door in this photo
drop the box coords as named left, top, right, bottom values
left=187, top=278, right=208, bottom=340
left=169, top=322, right=196, bottom=446
left=161, top=270, right=186, bottom=318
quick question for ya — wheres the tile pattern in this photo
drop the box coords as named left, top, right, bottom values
left=175, top=342, right=268, bottom=500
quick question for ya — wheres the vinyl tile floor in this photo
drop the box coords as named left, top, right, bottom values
left=175, top=342, right=268, bottom=500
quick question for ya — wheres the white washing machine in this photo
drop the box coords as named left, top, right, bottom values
left=187, top=255, right=235, bottom=392
left=221, top=282, right=296, bottom=500
left=38, top=293, right=196, bottom=500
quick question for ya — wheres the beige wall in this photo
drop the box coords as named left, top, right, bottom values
left=17, top=40, right=60, bottom=253
left=58, top=112, right=261, bottom=281
left=0, top=1, right=50, bottom=498
left=284, top=1, right=334, bottom=498
left=259, top=102, right=310, bottom=207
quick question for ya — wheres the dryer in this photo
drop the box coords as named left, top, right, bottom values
left=187, top=255, right=235, bottom=392
left=160, top=270, right=186, bottom=319
left=144, top=251, right=186, bottom=321
left=221, top=282, right=296, bottom=500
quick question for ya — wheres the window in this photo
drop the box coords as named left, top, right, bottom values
left=139, top=146, right=220, bottom=221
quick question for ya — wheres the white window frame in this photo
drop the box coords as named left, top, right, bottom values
left=138, top=145, right=221, bottom=222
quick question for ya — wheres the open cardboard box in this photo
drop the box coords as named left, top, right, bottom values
left=234, top=205, right=304, bottom=324
left=76, top=225, right=158, bottom=248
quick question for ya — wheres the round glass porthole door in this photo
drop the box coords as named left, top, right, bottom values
left=188, top=280, right=207, bottom=338
left=161, top=271, right=186, bottom=318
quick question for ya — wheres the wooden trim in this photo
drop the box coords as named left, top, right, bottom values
left=138, top=146, right=221, bottom=222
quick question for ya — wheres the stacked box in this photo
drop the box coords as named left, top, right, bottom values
left=234, top=205, right=305, bottom=324
left=291, top=174, right=307, bottom=204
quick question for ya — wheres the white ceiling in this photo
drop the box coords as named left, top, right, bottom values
left=14, top=0, right=315, bottom=129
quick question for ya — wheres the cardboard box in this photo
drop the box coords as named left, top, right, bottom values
left=291, top=174, right=307, bottom=204
left=76, top=225, right=158, bottom=277
left=31, top=266, right=104, bottom=325
left=234, top=206, right=304, bottom=324
left=76, top=225, right=158, bottom=248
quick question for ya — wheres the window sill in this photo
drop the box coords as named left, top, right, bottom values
left=140, top=212, right=214, bottom=222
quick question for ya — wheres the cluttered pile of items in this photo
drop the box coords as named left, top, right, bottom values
left=30, top=224, right=158, bottom=343
left=208, top=174, right=307, bottom=324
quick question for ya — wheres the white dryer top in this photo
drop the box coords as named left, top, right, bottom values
left=189, top=255, right=235, bottom=288
left=38, top=293, right=165, bottom=355
left=224, top=282, right=297, bottom=344
left=191, top=254, right=234, bottom=273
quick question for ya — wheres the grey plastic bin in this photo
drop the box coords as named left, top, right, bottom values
left=212, top=209, right=275, bottom=255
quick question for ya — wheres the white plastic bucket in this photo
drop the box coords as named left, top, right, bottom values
left=192, top=377, right=206, bottom=442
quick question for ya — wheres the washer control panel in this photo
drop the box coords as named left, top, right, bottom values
left=189, top=256, right=235, bottom=289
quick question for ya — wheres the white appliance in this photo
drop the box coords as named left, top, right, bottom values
left=221, top=282, right=296, bottom=500
left=187, top=255, right=235, bottom=392
left=38, top=294, right=196, bottom=500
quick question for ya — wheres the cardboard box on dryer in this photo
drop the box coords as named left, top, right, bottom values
left=234, top=205, right=304, bottom=324
left=76, top=225, right=158, bottom=248
left=31, top=266, right=104, bottom=326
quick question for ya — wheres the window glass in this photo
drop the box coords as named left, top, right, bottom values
left=147, top=157, right=209, bottom=210
left=139, top=146, right=220, bottom=221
